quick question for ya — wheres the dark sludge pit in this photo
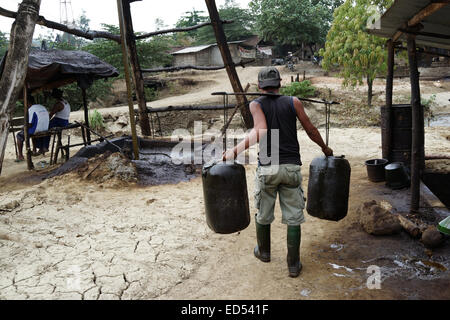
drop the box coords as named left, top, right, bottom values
left=44, top=136, right=220, bottom=186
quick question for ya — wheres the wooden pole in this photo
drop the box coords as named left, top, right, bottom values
left=135, top=20, right=233, bottom=40
left=204, top=0, right=253, bottom=129
left=117, top=0, right=139, bottom=160
left=383, top=39, right=395, bottom=161
left=81, top=88, right=92, bottom=145
left=407, top=34, right=423, bottom=213
left=121, top=0, right=152, bottom=137
left=24, top=86, right=33, bottom=170
left=141, top=60, right=254, bottom=73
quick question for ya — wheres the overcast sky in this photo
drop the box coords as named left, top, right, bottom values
left=0, top=0, right=251, bottom=37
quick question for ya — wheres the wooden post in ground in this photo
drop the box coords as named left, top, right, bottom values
left=0, top=0, right=41, bottom=175
left=81, top=88, right=92, bottom=145
left=121, top=0, right=152, bottom=137
left=407, top=34, right=423, bottom=212
left=205, top=0, right=253, bottom=129
left=23, top=86, right=33, bottom=170
left=383, top=39, right=395, bottom=162
left=117, top=0, right=140, bottom=160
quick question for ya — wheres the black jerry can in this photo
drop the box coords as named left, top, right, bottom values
left=202, top=162, right=250, bottom=234
left=306, top=156, right=351, bottom=221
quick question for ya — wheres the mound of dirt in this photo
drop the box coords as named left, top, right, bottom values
left=76, top=152, right=138, bottom=187
left=358, top=200, right=402, bottom=235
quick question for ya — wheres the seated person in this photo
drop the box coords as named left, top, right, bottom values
left=17, top=95, right=50, bottom=161
left=49, top=88, right=71, bottom=128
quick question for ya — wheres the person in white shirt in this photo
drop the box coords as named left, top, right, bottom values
left=16, top=95, right=50, bottom=161
left=49, top=88, right=70, bottom=128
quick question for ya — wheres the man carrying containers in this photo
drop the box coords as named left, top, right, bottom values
left=222, top=67, right=333, bottom=277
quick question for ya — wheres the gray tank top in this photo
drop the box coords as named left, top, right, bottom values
left=255, top=95, right=301, bottom=166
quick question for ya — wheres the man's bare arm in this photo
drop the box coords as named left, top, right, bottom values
left=223, top=101, right=267, bottom=160
left=49, top=101, right=64, bottom=119
left=293, top=97, right=333, bottom=156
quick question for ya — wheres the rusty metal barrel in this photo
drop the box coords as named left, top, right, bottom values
left=381, top=104, right=412, bottom=166
left=202, top=162, right=250, bottom=234
left=306, top=155, right=351, bottom=221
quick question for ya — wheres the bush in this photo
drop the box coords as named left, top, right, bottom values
left=89, top=109, right=105, bottom=131
left=422, top=94, right=437, bottom=126
left=280, top=80, right=316, bottom=98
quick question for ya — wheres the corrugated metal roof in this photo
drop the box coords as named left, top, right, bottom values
left=172, top=45, right=214, bottom=55
left=171, top=41, right=247, bottom=55
left=367, top=0, right=450, bottom=49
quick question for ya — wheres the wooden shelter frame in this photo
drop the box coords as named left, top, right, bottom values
left=368, top=0, right=450, bottom=212
left=0, top=0, right=253, bottom=172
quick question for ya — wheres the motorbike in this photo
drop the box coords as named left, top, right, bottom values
left=286, top=60, right=295, bottom=72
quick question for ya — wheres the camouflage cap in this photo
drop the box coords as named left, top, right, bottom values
left=258, top=67, right=281, bottom=89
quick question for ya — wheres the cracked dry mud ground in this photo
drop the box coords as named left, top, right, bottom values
left=1, top=127, right=449, bottom=300
left=0, top=176, right=213, bottom=300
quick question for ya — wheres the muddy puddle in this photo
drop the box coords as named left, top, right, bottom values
left=430, top=114, right=450, bottom=127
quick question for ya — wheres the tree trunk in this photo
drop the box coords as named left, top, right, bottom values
left=308, top=44, right=315, bottom=61
left=367, top=77, right=373, bottom=107
left=0, top=0, right=41, bottom=175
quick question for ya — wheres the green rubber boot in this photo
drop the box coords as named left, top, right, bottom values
left=287, top=225, right=302, bottom=277
left=254, top=220, right=270, bottom=263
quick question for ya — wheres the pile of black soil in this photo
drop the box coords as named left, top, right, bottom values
left=44, top=136, right=210, bottom=186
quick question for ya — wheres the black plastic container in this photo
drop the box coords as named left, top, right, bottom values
left=202, top=162, right=250, bottom=234
left=306, top=155, right=351, bottom=222
left=385, top=162, right=410, bottom=190
left=365, top=159, right=388, bottom=182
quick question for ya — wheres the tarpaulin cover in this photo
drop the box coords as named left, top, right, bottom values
left=0, top=49, right=119, bottom=91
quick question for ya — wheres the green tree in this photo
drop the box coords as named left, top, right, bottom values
left=319, top=0, right=393, bottom=106
left=82, top=24, right=173, bottom=72
left=174, top=9, right=209, bottom=44
left=195, top=0, right=256, bottom=44
left=249, top=0, right=335, bottom=49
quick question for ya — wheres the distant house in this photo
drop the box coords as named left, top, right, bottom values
left=171, top=37, right=273, bottom=67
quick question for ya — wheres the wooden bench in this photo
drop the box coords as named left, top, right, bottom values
left=8, top=116, right=25, bottom=160
left=32, top=123, right=85, bottom=165
left=9, top=116, right=110, bottom=167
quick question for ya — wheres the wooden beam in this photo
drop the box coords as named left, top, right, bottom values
left=0, top=6, right=121, bottom=43
left=204, top=0, right=253, bottom=129
left=383, top=39, right=395, bottom=162
left=121, top=0, right=152, bottom=137
left=117, top=0, right=140, bottom=160
left=398, top=28, right=450, bottom=40
left=392, top=1, right=450, bottom=41
left=137, top=104, right=237, bottom=114
left=24, top=86, right=33, bottom=170
left=395, top=45, right=450, bottom=58
left=135, top=20, right=234, bottom=40
left=407, top=34, right=424, bottom=213
left=408, top=2, right=449, bottom=26
left=141, top=60, right=255, bottom=73
left=81, top=88, right=92, bottom=145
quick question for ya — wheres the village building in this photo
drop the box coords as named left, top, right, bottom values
left=171, top=36, right=273, bottom=67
